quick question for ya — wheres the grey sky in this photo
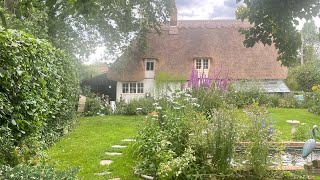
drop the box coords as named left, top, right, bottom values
left=176, top=0, right=237, bottom=20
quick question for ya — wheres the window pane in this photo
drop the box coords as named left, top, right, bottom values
left=130, top=83, right=136, bottom=93
left=137, top=83, right=144, bottom=93
left=122, top=83, right=129, bottom=93
left=196, top=59, right=201, bottom=69
left=203, top=59, right=209, bottom=69
left=146, top=61, right=154, bottom=71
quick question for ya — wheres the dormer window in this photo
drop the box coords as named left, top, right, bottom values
left=195, top=58, right=210, bottom=76
left=195, top=58, right=209, bottom=70
left=145, top=59, right=155, bottom=71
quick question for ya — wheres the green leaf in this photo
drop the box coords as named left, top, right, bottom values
left=16, top=70, right=24, bottom=76
left=27, top=111, right=33, bottom=115
left=0, top=67, right=4, bottom=77
left=11, top=119, right=17, bottom=126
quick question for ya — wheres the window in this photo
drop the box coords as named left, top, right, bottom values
left=130, top=83, right=136, bottom=93
left=145, top=59, right=155, bottom=71
left=203, top=59, right=209, bottom=69
left=196, top=59, right=202, bottom=69
left=137, top=83, right=144, bottom=93
left=122, top=83, right=129, bottom=93
left=122, top=82, right=144, bottom=94
left=195, top=58, right=209, bottom=70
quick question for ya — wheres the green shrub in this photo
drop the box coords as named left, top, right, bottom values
left=278, top=94, right=301, bottom=108
left=0, top=127, right=17, bottom=166
left=84, top=98, right=102, bottom=116
left=286, top=62, right=320, bottom=92
left=114, top=98, right=153, bottom=115
left=307, top=85, right=320, bottom=114
left=265, top=94, right=281, bottom=107
left=293, top=123, right=312, bottom=141
left=84, top=97, right=112, bottom=116
left=114, top=100, right=128, bottom=115
left=0, top=165, right=78, bottom=180
left=190, top=87, right=224, bottom=116
left=0, top=29, right=79, bottom=165
left=125, top=98, right=154, bottom=115
left=226, top=85, right=268, bottom=108
left=135, top=91, right=198, bottom=177
left=240, top=104, right=280, bottom=178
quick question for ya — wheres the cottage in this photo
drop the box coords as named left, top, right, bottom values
left=108, top=5, right=289, bottom=102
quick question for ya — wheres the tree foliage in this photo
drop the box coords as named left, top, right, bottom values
left=0, top=0, right=173, bottom=61
left=286, top=61, right=320, bottom=91
left=236, top=0, right=320, bottom=67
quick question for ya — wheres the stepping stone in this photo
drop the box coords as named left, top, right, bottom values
left=121, top=139, right=136, bottom=142
left=141, top=174, right=154, bottom=180
left=111, top=145, right=127, bottom=148
left=100, top=160, right=113, bottom=165
left=109, top=178, right=120, bottom=180
left=105, top=152, right=122, bottom=156
left=94, top=172, right=111, bottom=176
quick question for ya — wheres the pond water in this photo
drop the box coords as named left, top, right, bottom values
left=232, top=148, right=320, bottom=167
left=278, top=148, right=320, bottom=166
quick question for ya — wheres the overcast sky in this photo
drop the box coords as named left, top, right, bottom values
left=175, top=0, right=320, bottom=28
left=176, top=0, right=237, bottom=20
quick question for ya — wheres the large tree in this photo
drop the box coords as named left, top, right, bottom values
left=236, top=0, right=320, bottom=67
left=0, top=0, right=173, bottom=61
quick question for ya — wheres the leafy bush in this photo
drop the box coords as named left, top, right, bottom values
left=114, top=98, right=153, bottom=115
left=278, top=94, right=302, bottom=108
left=293, top=123, right=312, bottom=141
left=114, top=100, right=128, bottom=115
left=135, top=91, right=198, bottom=178
left=84, top=97, right=112, bottom=116
left=226, top=84, right=268, bottom=108
left=240, top=104, right=280, bottom=178
left=85, top=98, right=101, bottom=116
left=0, top=29, right=79, bottom=165
left=0, top=165, right=78, bottom=180
left=305, top=85, right=320, bottom=114
left=265, top=94, right=281, bottom=107
left=286, top=62, right=320, bottom=92
left=0, top=127, right=17, bottom=166
left=187, top=108, right=238, bottom=177
left=124, top=98, right=154, bottom=115
left=190, top=87, right=224, bottom=116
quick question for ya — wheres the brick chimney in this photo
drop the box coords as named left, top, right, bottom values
left=170, top=3, right=177, bottom=26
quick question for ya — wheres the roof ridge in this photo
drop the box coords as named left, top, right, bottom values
left=178, top=19, right=239, bottom=22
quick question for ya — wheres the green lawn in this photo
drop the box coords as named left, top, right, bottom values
left=268, top=108, right=320, bottom=140
left=46, top=115, right=142, bottom=180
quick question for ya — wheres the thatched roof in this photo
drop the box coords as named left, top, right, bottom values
left=108, top=20, right=288, bottom=82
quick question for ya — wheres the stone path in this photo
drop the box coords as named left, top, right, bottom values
left=100, top=160, right=113, bottom=166
left=94, top=172, right=111, bottom=176
left=94, top=138, right=136, bottom=179
left=111, top=145, right=127, bottom=148
left=105, top=152, right=122, bottom=156
left=121, top=138, right=136, bottom=142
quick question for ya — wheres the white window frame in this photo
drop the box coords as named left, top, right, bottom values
left=122, top=82, right=144, bottom=94
left=145, top=59, right=155, bottom=71
left=195, top=58, right=209, bottom=70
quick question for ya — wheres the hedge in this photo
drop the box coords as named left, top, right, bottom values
left=0, top=29, right=79, bottom=165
